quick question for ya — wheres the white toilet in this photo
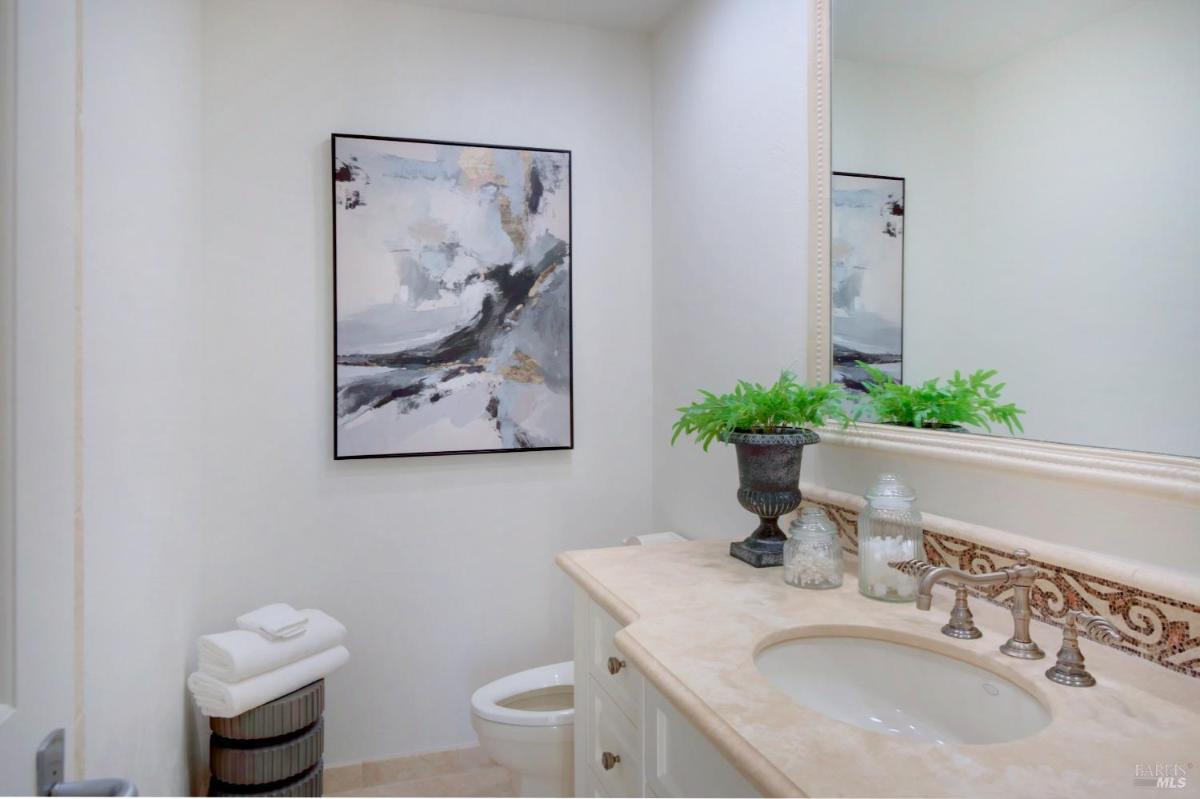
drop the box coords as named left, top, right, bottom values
left=470, top=661, right=574, bottom=797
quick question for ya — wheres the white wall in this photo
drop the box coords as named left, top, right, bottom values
left=198, top=0, right=653, bottom=767
left=62, top=0, right=651, bottom=789
left=80, top=1, right=206, bottom=793
left=651, top=0, right=808, bottom=537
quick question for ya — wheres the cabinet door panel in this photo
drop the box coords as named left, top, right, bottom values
left=582, top=766, right=612, bottom=798
left=645, top=683, right=759, bottom=798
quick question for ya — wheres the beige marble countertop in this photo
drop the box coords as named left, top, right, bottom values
left=556, top=540, right=1200, bottom=798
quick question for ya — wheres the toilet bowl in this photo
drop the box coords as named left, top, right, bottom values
left=470, top=661, right=574, bottom=797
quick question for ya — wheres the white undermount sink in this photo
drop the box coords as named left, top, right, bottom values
left=755, top=631, right=1051, bottom=745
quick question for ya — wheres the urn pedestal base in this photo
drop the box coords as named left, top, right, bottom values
left=729, top=535, right=785, bottom=567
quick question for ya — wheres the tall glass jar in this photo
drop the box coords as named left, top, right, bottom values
left=783, top=507, right=843, bottom=589
left=857, top=474, right=923, bottom=601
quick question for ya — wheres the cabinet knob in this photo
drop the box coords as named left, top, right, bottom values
left=601, top=751, right=621, bottom=771
left=606, top=656, right=626, bottom=675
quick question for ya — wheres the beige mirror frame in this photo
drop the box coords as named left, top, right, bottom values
left=803, top=0, right=1200, bottom=505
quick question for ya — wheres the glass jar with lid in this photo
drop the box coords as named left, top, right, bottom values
left=783, top=507, right=843, bottom=589
left=857, top=474, right=924, bottom=601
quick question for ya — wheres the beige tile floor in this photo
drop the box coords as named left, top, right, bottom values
left=324, top=746, right=514, bottom=797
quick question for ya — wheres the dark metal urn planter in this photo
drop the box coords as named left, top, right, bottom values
left=727, top=428, right=821, bottom=568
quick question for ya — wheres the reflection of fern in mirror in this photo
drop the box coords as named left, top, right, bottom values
left=856, top=362, right=1026, bottom=435
left=672, top=371, right=854, bottom=451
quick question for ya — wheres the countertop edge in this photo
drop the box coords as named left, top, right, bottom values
left=556, top=550, right=639, bottom=625
left=613, top=628, right=805, bottom=799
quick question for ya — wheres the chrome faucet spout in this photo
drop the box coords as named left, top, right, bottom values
left=887, top=559, right=946, bottom=609
left=888, top=548, right=1045, bottom=660
left=915, top=565, right=1008, bottom=606
left=915, top=566, right=953, bottom=608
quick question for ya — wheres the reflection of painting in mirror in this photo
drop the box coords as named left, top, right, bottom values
left=332, top=134, right=573, bottom=459
left=831, top=172, right=904, bottom=392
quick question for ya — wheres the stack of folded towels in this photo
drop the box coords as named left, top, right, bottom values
left=187, top=603, right=350, bottom=718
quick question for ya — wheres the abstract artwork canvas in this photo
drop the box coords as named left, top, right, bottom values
left=830, top=172, right=904, bottom=391
left=332, top=134, right=572, bottom=458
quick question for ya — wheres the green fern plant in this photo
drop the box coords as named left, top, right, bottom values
left=856, top=362, right=1025, bottom=434
left=671, top=371, right=854, bottom=451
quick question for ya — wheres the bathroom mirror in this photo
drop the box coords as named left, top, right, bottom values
left=817, top=0, right=1198, bottom=460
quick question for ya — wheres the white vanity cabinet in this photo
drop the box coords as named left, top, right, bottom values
left=573, top=589, right=759, bottom=798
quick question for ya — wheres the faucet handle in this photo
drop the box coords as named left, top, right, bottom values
left=1000, top=548, right=1035, bottom=578
left=1045, top=610, right=1121, bottom=687
left=1076, top=612, right=1121, bottom=643
left=941, top=585, right=983, bottom=639
left=888, top=558, right=935, bottom=579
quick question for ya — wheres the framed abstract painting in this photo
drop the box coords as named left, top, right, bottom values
left=830, top=171, right=904, bottom=391
left=332, top=134, right=573, bottom=459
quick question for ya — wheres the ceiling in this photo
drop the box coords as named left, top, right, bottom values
left=399, top=0, right=687, bottom=33
left=833, top=0, right=1140, bottom=74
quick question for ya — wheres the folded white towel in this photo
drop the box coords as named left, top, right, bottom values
left=188, top=645, right=350, bottom=718
left=236, top=603, right=307, bottom=640
left=198, top=609, right=346, bottom=683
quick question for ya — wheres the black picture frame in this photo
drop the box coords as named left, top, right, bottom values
left=331, top=133, right=574, bottom=460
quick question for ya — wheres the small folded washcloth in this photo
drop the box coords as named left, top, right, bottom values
left=198, top=609, right=346, bottom=683
left=236, top=603, right=308, bottom=640
left=187, top=645, right=350, bottom=718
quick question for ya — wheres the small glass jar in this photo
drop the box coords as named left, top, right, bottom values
left=783, top=507, right=843, bottom=589
left=857, top=474, right=924, bottom=602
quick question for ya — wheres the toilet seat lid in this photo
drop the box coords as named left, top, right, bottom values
left=470, top=661, right=574, bottom=727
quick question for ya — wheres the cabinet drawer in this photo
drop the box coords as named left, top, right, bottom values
left=588, top=675, right=642, bottom=798
left=588, top=603, right=643, bottom=726
left=645, top=682, right=758, bottom=798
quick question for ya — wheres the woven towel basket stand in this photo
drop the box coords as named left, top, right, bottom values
left=206, top=680, right=325, bottom=797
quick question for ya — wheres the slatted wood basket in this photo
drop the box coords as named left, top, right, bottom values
left=207, top=680, right=325, bottom=797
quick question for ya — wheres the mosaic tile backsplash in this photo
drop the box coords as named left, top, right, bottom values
left=808, top=500, right=1200, bottom=679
